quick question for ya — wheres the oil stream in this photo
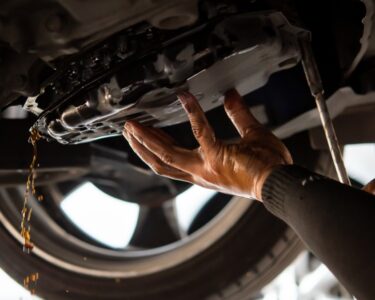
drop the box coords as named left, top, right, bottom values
left=21, top=127, right=42, bottom=294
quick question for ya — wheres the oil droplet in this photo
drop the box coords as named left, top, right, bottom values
left=24, top=272, right=39, bottom=294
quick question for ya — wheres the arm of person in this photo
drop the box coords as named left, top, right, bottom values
left=262, top=165, right=375, bottom=300
left=123, top=90, right=375, bottom=300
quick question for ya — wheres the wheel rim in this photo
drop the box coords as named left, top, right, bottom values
left=0, top=185, right=253, bottom=278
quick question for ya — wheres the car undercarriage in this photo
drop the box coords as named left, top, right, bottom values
left=0, top=0, right=374, bottom=299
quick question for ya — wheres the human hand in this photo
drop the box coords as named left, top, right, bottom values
left=123, top=90, right=292, bottom=201
left=363, top=179, right=375, bottom=195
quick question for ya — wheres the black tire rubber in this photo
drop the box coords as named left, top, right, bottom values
left=0, top=133, right=334, bottom=300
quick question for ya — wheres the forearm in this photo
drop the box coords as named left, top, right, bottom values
left=262, top=165, right=375, bottom=300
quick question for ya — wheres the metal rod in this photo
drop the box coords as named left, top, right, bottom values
left=299, top=36, right=351, bottom=185
left=313, top=92, right=351, bottom=185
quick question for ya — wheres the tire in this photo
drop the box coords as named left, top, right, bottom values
left=0, top=133, right=334, bottom=300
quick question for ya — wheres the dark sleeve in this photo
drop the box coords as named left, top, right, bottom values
left=262, top=165, right=375, bottom=300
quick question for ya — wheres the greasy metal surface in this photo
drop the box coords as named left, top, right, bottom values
left=33, top=12, right=304, bottom=144
left=299, top=37, right=351, bottom=185
left=0, top=0, right=199, bottom=108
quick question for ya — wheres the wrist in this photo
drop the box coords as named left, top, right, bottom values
left=255, top=161, right=292, bottom=202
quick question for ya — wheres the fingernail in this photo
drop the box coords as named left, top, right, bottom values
left=224, top=89, right=241, bottom=110
left=224, top=89, right=241, bottom=102
left=177, top=93, right=192, bottom=113
left=224, top=96, right=235, bottom=109
left=177, top=93, right=187, bottom=104
left=123, top=126, right=133, bottom=141
left=124, top=122, right=133, bottom=133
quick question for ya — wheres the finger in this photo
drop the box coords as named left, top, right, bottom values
left=123, top=129, right=193, bottom=182
left=363, top=179, right=375, bottom=195
left=125, top=121, right=200, bottom=174
left=224, top=89, right=262, bottom=138
left=177, top=91, right=216, bottom=150
left=148, top=127, right=176, bottom=145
